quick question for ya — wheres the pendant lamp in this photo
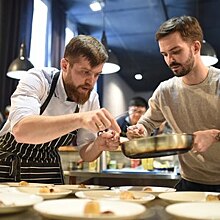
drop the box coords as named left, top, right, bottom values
left=201, top=40, right=218, bottom=66
left=101, top=30, right=120, bottom=74
left=100, top=1, right=120, bottom=74
left=7, top=43, right=34, bottom=79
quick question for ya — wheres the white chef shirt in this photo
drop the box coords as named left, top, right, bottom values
left=0, top=67, right=99, bottom=150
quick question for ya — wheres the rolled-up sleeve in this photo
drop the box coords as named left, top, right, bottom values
left=9, top=70, right=49, bottom=131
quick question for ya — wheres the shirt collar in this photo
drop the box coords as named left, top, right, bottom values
left=54, top=71, right=72, bottom=103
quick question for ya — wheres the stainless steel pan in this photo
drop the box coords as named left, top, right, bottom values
left=121, top=133, right=193, bottom=158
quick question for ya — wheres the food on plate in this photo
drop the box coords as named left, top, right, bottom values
left=78, top=183, right=87, bottom=188
left=143, top=187, right=153, bottom=192
left=39, top=186, right=55, bottom=193
left=206, top=194, right=220, bottom=201
left=84, top=201, right=114, bottom=216
left=120, top=191, right=135, bottom=200
left=84, top=200, right=100, bottom=215
left=101, top=210, right=115, bottom=215
left=19, top=181, right=29, bottom=186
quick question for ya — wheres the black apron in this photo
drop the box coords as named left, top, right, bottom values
left=0, top=72, right=78, bottom=184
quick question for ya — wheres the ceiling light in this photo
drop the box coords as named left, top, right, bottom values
left=201, top=40, right=218, bottom=66
left=89, top=1, right=104, bottom=12
left=134, top=73, right=143, bottom=80
left=100, top=1, right=120, bottom=74
left=7, top=43, right=34, bottom=79
left=101, top=30, right=120, bottom=74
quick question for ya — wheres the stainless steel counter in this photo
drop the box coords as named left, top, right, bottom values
left=66, top=170, right=180, bottom=187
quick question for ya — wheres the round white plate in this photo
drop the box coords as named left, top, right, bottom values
left=158, top=191, right=220, bottom=203
left=2, top=182, right=54, bottom=187
left=0, top=192, right=43, bottom=214
left=111, top=185, right=176, bottom=196
left=16, top=186, right=72, bottom=200
left=166, top=202, right=220, bottom=219
left=55, top=184, right=109, bottom=193
left=34, top=198, right=146, bottom=220
left=0, top=184, right=9, bottom=188
left=75, top=190, right=155, bottom=204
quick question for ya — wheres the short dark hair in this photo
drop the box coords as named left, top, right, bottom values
left=129, top=97, right=148, bottom=108
left=155, top=15, right=203, bottom=44
left=64, top=35, right=108, bottom=67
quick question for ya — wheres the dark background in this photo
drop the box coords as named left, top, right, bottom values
left=60, top=0, right=220, bottom=91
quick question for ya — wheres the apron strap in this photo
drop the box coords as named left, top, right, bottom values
left=40, top=71, right=60, bottom=115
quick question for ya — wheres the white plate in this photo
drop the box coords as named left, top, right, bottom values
left=2, top=182, right=54, bottom=187
left=0, top=192, right=43, bottom=214
left=75, top=190, right=155, bottom=204
left=111, top=185, right=176, bottom=196
left=34, top=198, right=146, bottom=220
left=16, top=186, right=72, bottom=200
left=166, top=202, right=220, bottom=219
left=0, top=184, right=9, bottom=188
left=158, top=191, right=220, bottom=203
left=55, top=184, right=109, bottom=193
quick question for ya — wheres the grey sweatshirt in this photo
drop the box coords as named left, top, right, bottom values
left=139, top=66, right=220, bottom=184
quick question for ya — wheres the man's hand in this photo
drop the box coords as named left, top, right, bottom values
left=193, top=129, right=220, bottom=152
left=126, top=124, right=147, bottom=139
left=80, top=108, right=121, bottom=133
left=96, top=130, right=120, bottom=151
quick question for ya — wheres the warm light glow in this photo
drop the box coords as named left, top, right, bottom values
left=7, top=70, right=29, bottom=80
left=201, top=40, right=218, bottom=66
left=102, top=63, right=120, bottom=74
left=201, top=55, right=218, bottom=66
left=89, top=1, right=102, bottom=11
left=134, top=73, right=143, bottom=80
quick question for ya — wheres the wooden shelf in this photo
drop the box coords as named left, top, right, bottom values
left=58, top=146, right=122, bottom=152
left=58, top=146, right=78, bottom=152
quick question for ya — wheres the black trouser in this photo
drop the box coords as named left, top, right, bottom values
left=175, top=178, right=220, bottom=192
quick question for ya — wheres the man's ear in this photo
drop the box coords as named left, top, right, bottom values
left=60, top=58, right=68, bottom=71
left=193, top=41, right=201, bottom=55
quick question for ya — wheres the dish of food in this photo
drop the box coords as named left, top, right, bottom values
left=206, top=194, right=220, bottom=201
left=158, top=191, right=220, bottom=203
left=55, top=184, right=109, bottom=193
left=75, top=190, right=155, bottom=204
left=16, top=186, right=72, bottom=200
left=2, top=181, right=54, bottom=187
left=166, top=202, right=220, bottom=219
left=34, top=198, right=146, bottom=220
left=111, top=186, right=176, bottom=196
left=0, top=192, right=43, bottom=214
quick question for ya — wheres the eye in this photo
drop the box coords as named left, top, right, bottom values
left=161, top=52, right=167, bottom=57
left=83, top=70, right=90, bottom=74
left=171, top=49, right=181, bottom=55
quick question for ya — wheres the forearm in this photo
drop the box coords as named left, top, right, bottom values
left=79, top=130, right=120, bottom=162
left=79, top=140, right=103, bottom=162
left=12, top=114, right=82, bottom=144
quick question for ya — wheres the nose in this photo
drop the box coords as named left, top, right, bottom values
left=85, top=74, right=96, bottom=85
left=166, top=54, right=175, bottom=65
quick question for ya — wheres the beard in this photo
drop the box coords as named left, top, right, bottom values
left=169, top=50, right=194, bottom=77
left=64, top=81, right=93, bottom=104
